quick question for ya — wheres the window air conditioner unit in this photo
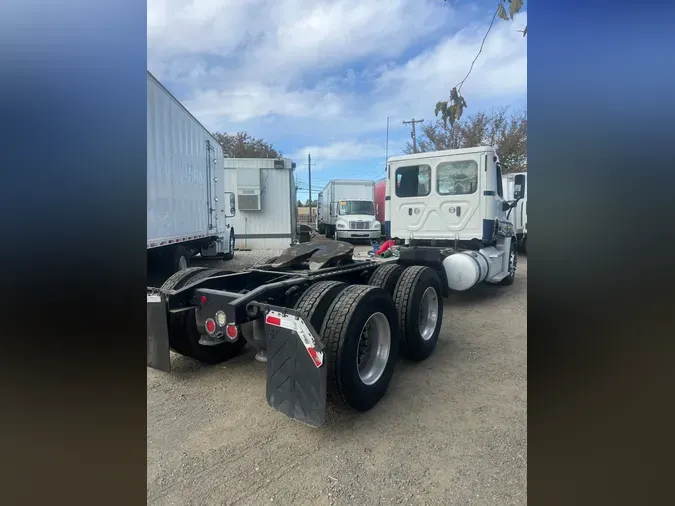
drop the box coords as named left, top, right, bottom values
left=236, top=167, right=262, bottom=211
left=238, top=189, right=261, bottom=211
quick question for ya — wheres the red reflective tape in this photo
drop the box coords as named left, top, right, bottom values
left=307, top=347, right=321, bottom=367
left=266, top=315, right=281, bottom=326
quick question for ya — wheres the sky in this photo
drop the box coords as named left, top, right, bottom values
left=148, top=0, right=527, bottom=201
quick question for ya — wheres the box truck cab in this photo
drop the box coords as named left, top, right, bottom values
left=319, top=179, right=380, bottom=240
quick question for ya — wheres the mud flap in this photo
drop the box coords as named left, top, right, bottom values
left=265, top=311, right=327, bottom=427
left=147, top=295, right=171, bottom=373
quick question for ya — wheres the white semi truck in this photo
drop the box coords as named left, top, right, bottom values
left=147, top=71, right=236, bottom=278
left=502, top=171, right=528, bottom=253
left=316, top=179, right=380, bottom=240
left=386, top=146, right=524, bottom=291
left=146, top=147, right=523, bottom=429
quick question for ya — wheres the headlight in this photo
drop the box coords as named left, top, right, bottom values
left=373, top=222, right=381, bottom=228
left=336, top=223, right=346, bottom=229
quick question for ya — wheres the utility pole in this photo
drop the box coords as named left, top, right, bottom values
left=385, top=117, right=389, bottom=170
left=402, top=118, right=424, bottom=153
left=308, top=153, right=312, bottom=225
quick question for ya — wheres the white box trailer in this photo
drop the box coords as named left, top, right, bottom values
left=316, top=179, right=380, bottom=240
left=502, top=171, right=527, bottom=252
left=147, top=71, right=235, bottom=276
left=223, top=158, right=297, bottom=250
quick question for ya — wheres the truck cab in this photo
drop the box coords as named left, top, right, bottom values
left=319, top=179, right=380, bottom=240
left=333, top=199, right=380, bottom=240
left=387, top=146, right=525, bottom=291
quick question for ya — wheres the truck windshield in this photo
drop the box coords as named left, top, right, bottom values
left=338, top=201, right=374, bottom=216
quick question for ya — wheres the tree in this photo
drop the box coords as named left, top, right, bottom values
left=305, top=199, right=317, bottom=207
left=213, top=132, right=281, bottom=158
left=437, top=0, right=526, bottom=127
left=404, top=107, right=527, bottom=173
left=297, top=200, right=304, bottom=207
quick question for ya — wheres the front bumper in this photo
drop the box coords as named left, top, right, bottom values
left=336, top=229, right=380, bottom=239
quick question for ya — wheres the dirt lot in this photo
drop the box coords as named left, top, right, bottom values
left=147, top=246, right=527, bottom=505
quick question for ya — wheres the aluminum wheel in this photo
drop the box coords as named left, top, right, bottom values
left=178, top=255, right=188, bottom=271
left=229, top=235, right=235, bottom=254
left=356, top=312, right=391, bottom=386
left=418, top=287, right=439, bottom=341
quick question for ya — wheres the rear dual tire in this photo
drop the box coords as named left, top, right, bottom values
left=294, top=282, right=400, bottom=412
left=369, top=264, right=444, bottom=362
left=392, top=266, right=444, bottom=362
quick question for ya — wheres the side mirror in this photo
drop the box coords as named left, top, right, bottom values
left=502, top=201, right=512, bottom=212
left=224, top=192, right=236, bottom=218
left=513, top=174, right=526, bottom=200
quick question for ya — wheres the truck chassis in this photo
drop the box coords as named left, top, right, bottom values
left=147, top=241, right=450, bottom=427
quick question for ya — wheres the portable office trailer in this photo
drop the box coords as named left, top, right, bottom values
left=223, top=158, right=297, bottom=250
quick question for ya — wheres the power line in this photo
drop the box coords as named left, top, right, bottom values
left=455, top=6, right=500, bottom=93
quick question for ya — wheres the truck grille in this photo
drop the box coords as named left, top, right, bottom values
left=349, top=221, right=370, bottom=229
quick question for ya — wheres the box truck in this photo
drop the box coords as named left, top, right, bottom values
left=317, top=179, right=380, bottom=240
left=147, top=71, right=236, bottom=278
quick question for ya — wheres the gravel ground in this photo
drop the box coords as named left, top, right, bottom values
left=147, top=247, right=527, bottom=506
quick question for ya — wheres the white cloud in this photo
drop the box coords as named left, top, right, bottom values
left=289, top=140, right=385, bottom=165
left=183, top=85, right=344, bottom=123
left=148, top=0, right=454, bottom=84
left=147, top=1, right=527, bottom=169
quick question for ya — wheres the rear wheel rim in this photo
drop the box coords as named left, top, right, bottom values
left=178, top=256, right=188, bottom=270
left=230, top=235, right=235, bottom=253
left=356, top=312, right=391, bottom=386
left=418, top=287, right=439, bottom=340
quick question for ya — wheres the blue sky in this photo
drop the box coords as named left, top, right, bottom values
left=148, top=0, right=527, bottom=200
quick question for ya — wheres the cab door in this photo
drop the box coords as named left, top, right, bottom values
left=391, top=163, right=433, bottom=235
left=436, top=157, right=483, bottom=235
